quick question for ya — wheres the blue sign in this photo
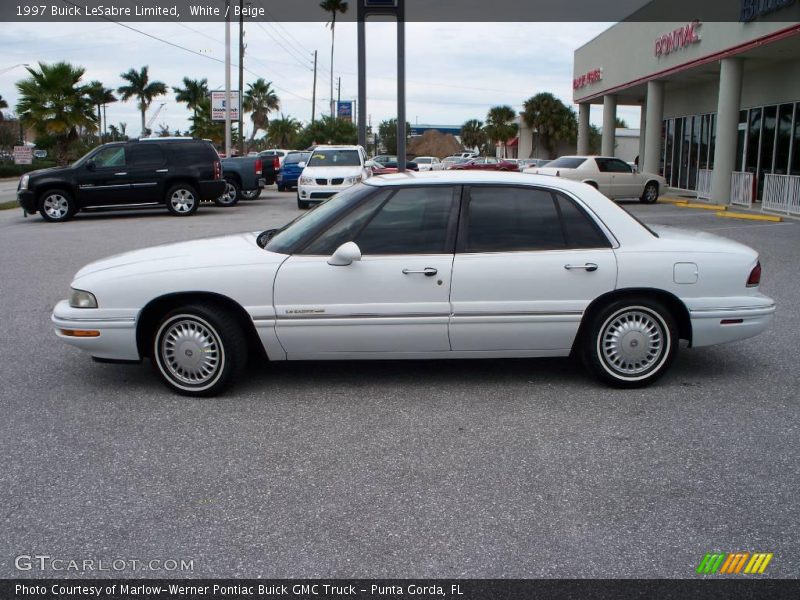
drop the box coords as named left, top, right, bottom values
left=337, top=101, right=353, bottom=122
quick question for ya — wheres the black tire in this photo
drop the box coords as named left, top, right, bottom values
left=38, top=189, right=77, bottom=222
left=582, top=297, right=678, bottom=388
left=297, top=194, right=310, bottom=210
left=277, top=183, right=286, bottom=192
left=640, top=181, right=659, bottom=204
left=165, top=183, right=200, bottom=216
left=152, top=303, right=247, bottom=397
left=214, top=179, right=240, bottom=207
left=240, top=189, right=262, bottom=200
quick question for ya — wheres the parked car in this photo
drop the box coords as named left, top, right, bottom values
left=365, top=160, right=418, bottom=175
left=217, top=154, right=265, bottom=206
left=413, top=156, right=443, bottom=171
left=441, top=156, right=468, bottom=169
left=297, top=145, right=370, bottom=209
left=258, top=149, right=291, bottom=168
left=52, top=171, right=774, bottom=396
left=372, top=154, right=396, bottom=166
left=448, top=156, right=520, bottom=171
left=457, top=152, right=478, bottom=159
left=277, top=151, right=312, bottom=192
left=518, top=158, right=551, bottom=170
left=524, top=155, right=666, bottom=203
left=17, top=138, right=225, bottom=222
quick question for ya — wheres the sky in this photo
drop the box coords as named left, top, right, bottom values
left=0, top=20, right=641, bottom=139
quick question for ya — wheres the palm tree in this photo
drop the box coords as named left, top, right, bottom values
left=117, top=66, right=167, bottom=136
left=485, top=105, right=518, bottom=158
left=173, top=77, right=209, bottom=118
left=460, top=119, right=486, bottom=153
left=0, top=94, right=8, bottom=121
left=296, top=115, right=357, bottom=148
left=267, top=114, right=302, bottom=148
left=320, top=0, right=348, bottom=117
left=15, top=61, right=97, bottom=164
left=521, top=93, right=577, bottom=159
left=86, top=81, right=117, bottom=139
left=242, top=78, right=280, bottom=142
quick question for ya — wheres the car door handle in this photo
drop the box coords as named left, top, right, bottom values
left=564, top=263, right=599, bottom=272
left=155, top=168, right=169, bottom=173
left=114, top=172, right=128, bottom=176
left=402, top=267, right=438, bottom=277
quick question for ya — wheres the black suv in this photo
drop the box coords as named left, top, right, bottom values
left=17, top=138, right=226, bottom=222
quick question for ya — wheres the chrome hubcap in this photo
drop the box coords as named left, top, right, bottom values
left=219, top=183, right=236, bottom=204
left=43, top=195, right=69, bottom=219
left=601, top=309, right=664, bottom=376
left=645, top=185, right=657, bottom=201
left=160, top=318, right=221, bottom=385
left=170, top=189, right=196, bottom=212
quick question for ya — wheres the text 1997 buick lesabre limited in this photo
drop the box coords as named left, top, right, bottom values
left=52, top=171, right=775, bottom=396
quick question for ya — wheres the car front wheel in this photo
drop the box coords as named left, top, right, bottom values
left=152, top=303, right=247, bottom=397
left=39, top=189, right=77, bottom=222
left=582, top=298, right=677, bottom=388
left=640, top=181, right=659, bottom=204
left=166, top=184, right=199, bottom=216
left=297, top=193, right=310, bottom=210
left=214, top=179, right=240, bottom=206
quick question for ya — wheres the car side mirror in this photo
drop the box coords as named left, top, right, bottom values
left=328, top=241, right=362, bottom=266
left=85, top=159, right=96, bottom=170
left=297, top=161, right=306, bottom=169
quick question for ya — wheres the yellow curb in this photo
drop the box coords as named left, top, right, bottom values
left=715, top=211, right=783, bottom=222
left=676, top=202, right=728, bottom=211
left=658, top=197, right=689, bottom=205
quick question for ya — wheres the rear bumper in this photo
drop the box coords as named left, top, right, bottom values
left=52, top=300, right=140, bottom=361
left=689, top=300, right=776, bottom=347
left=197, top=180, right=227, bottom=201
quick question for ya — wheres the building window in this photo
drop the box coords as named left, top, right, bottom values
left=746, top=107, right=762, bottom=176
left=736, top=110, right=747, bottom=172
left=775, top=103, right=793, bottom=176
left=792, top=102, right=800, bottom=176
left=709, top=113, right=716, bottom=169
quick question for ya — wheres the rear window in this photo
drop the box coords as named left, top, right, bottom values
left=285, top=152, right=311, bottom=165
left=546, top=157, right=586, bottom=169
left=308, top=149, right=361, bottom=167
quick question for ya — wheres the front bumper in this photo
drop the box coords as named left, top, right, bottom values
left=18, top=190, right=36, bottom=213
left=52, top=300, right=140, bottom=361
left=297, top=181, right=354, bottom=202
left=689, top=299, right=776, bottom=347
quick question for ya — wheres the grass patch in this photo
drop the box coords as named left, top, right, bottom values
left=0, top=200, right=20, bottom=211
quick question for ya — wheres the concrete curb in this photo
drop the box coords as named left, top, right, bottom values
left=715, top=211, right=783, bottom=222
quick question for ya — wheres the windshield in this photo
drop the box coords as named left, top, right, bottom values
left=307, top=149, right=361, bottom=167
left=546, top=157, right=586, bottom=169
left=285, top=152, right=311, bottom=165
left=265, top=183, right=372, bottom=254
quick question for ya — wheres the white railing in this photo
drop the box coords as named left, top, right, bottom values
left=696, top=169, right=713, bottom=200
left=762, top=173, right=800, bottom=216
left=730, top=171, right=754, bottom=208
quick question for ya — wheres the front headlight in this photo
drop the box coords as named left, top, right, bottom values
left=19, top=174, right=30, bottom=190
left=299, top=175, right=313, bottom=185
left=344, top=175, right=362, bottom=185
left=69, top=288, right=98, bottom=308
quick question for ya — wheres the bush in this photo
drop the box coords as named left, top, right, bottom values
left=0, top=159, right=57, bottom=178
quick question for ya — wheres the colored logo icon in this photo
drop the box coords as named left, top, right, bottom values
left=697, top=552, right=773, bottom=574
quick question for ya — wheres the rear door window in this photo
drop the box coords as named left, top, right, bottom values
left=127, top=144, right=166, bottom=167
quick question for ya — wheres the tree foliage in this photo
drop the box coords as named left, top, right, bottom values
left=173, top=77, right=209, bottom=117
left=296, top=115, right=357, bottom=149
left=242, top=78, right=280, bottom=142
left=485, top=105, right=518, bottom=157
left=117, top=65, right=167, bottom=136
left=377, top=118, right=411, bottom=155
left=267, top=114, right=302, bottom=148
left=15, top=61, right=97, bottom=164
left=521, top=92, right=577, bottom=159
left=460, top=119, right=486, bottom=153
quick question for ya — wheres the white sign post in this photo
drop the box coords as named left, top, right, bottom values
left=13, top=146, right=33, bottom=165
left=211, top=91, right=240, bottom=122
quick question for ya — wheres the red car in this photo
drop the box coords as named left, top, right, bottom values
left=447, top=157, right=519, bottom=171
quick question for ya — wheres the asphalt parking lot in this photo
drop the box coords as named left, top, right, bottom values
left=0, top=190, right=798, bottom=578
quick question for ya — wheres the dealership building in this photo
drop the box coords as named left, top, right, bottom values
left=573, top=9, right=800, bottom=212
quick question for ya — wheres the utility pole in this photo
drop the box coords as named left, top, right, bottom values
left=224, top=0, right=232, bottom=157
left=337, top=77, right=341, bottom=105
left=103, top=104, right=107, bottom=139
left=238, top=0, right=245, bottom=154
left=311, top=50, right=317, bottom=123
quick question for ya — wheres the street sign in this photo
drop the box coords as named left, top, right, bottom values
left=13, top=146, right=32, bottom=165
left=33, top=149, right=47, bottom=159
left=211, top=91, right=240, bottom=122
left=337, top=100, right=353, bottom=122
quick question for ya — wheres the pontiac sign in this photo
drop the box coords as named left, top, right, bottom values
left=655, top=21, right=702, bottom=57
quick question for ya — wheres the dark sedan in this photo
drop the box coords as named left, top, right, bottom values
left=447, top=157, right=519, bottom=171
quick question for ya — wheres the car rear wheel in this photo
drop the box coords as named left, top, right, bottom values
left=39, top=189, right=77, bottom=222
left=582, top=298, right=677, bottom=388
left=214, top=179, right=240, bottom=207
left=166, top=184, right=199, bottom=216
left=640, top=181, right=659, bottom=204
left=152, top=303, right=247, bottom=397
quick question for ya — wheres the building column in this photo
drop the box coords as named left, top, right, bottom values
left=601, top=95, right=617, bottom=156
left=711, top=58, right=744, bottom=205
left=638, top=100, right=646, bottom=167
left=642, top=80, right=664, bottom=175
left=577, top=103, right=591, bottom=155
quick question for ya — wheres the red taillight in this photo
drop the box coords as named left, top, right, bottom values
left=272, top=156, right=280, bottom=170
left=255, top=158, right=263, bottom=175
left=213, top=160, right=221, bottom=179
left=746, top=261, right=761, bottom=287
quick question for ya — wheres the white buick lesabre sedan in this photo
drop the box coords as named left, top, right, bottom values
left=53, top=171, right=775, bottom=396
